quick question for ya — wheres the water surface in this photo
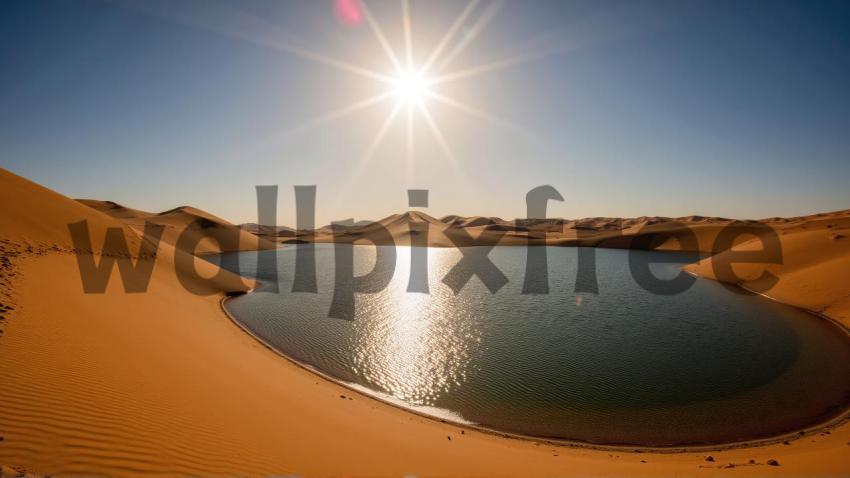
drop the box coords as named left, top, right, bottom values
left=214, top=245, right=850, bottom=446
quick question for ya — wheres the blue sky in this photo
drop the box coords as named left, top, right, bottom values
left=1, top=0, right=848, bottom=225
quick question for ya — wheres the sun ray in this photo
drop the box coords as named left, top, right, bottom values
left=123, top=0, right=393, bottom=84
left=212, top=91, right=398, bottom=181
left=421, top=0, right=480, bottom=72
left=361, top=101, right=405, bottom=167
left=332, top=101, right=405, bottom=210
left=427, top=92, right=536, bottom=139
left=427, top=92, right=503, bottom=125
left=280, top=42, right=396, bottom=84
left=402, top=0, right=414, bottom=69
left=406, top=104, right=416, bottom=183
left=431, top=47, right=555, bottom=85
left=281, top=91, right=396, bottom=138
left=418, top=104, right=455, bottom=164
left=418, top=103, right=476, bottom=195
left=432, top=2, right=671, bottom=87
left=434, top=0, right=504, bottom=73
left=361, top=0, right=405, bottom=74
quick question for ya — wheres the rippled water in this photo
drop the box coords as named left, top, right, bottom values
left=213, top=245, right=850, bottom=446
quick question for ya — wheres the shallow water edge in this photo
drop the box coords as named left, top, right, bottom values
left=218, top=289, right=850, bottom=452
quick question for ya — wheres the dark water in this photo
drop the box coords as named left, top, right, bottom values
left=213, top=245, right=850, bottom=446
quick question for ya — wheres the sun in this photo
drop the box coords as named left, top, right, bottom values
left=391, top=69, right=431, bottom=107
left=263, top=0, right=533, bottom=168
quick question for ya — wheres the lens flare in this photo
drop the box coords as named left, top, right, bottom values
left=334, top=0, right=363, bottom=26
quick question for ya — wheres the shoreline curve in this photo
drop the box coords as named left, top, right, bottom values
left=219, top=286, right=850, bottom=454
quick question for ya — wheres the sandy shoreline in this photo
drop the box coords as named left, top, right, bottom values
left=220, top=288, right=850, bottom=455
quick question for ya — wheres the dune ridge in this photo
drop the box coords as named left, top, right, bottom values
left=79, top=199, right=277, bottom=255
left=247, top=210, right=761, bottom=252
left=685, top=211, right=850, bottom=327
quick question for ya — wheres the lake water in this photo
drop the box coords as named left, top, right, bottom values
left=213, top=245, right=850, bottom=446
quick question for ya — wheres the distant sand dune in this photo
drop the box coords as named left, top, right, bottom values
left=236, top=203, right=850, bottom=324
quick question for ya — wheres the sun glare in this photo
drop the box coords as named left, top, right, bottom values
left=270, top=0, right=530, bottom=171
left=391, top=69, right=431, bottom=106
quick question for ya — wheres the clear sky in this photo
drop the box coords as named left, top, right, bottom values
left=1, top=0, right=849, bottom=226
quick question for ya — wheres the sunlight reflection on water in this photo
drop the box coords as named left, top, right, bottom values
left=352, top=247, right=480, bottom=404
left=218, top=245, right=850, bottom=446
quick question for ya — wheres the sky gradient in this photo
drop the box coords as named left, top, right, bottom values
left=1, top=0, right=849, bottom=226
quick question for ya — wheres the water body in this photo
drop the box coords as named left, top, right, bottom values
left=213, top=245, right=850, bottom=446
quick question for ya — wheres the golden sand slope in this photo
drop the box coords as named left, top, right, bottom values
left=685, top=211, right=850, bottom=327
left=2, top=167, right=850, bottom=476
left=78, top=199, right=277, bottom=255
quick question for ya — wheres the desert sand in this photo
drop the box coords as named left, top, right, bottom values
left=685, top=211, right=850, bottom=327
left=2, top=166, right=850, bottom=476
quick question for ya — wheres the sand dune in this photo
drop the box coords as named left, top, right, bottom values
left=1, top=170, right=252, bottom=296
left=2, top=167, right=850, bottom=475
left=239, top=222, right=297, bottom=237
left=685, top=211, right=850, bottom=327
left=1, top=173, right=144, bottom=254
left=79, top=199, right=277, bottom=255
